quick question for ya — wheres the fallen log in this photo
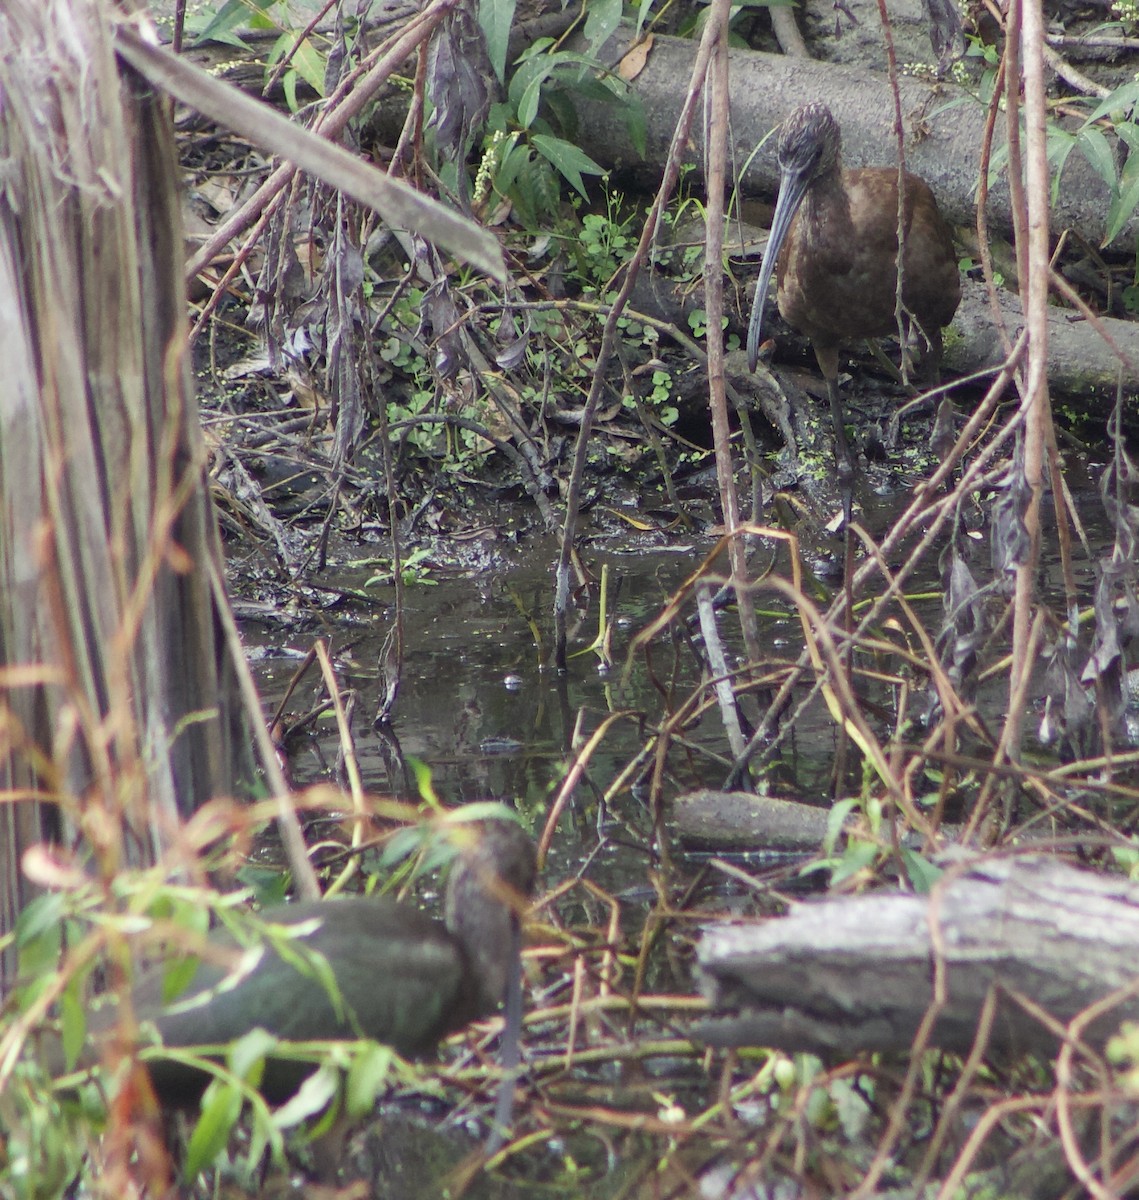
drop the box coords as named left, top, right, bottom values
left=672, top=788, right=831, bottom=852
left=697, top=854, right=1139, bottom=1058
left=637, top=237, right=1139, bottom=401
left=573, top=29, right=1128, bottom=248
left=944, top=279, right=1139, bottom=400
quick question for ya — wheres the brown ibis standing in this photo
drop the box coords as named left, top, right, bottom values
left=746, top=103, right=961, bottom=477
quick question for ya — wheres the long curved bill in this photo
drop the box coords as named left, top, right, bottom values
left=746, top=162, right=812, bottom=372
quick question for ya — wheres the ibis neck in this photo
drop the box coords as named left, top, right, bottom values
left=442, top=822, right=535, bottom=1017
left=452, top=902, right=519, bottom=1015
left=801, top=166, right=852, bottom=244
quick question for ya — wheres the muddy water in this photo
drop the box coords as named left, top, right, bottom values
left=233, top=473, right=1137, bottom=1196
left=247, top=549, right=696, bottom=796
left=240, top=467, right=1135, bottom=856
left=242, top=539, right=865, bottom=822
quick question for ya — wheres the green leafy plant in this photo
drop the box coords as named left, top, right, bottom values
left=571, top=184, right=639, bottom=288
left=187, top=0, right=326, bottom=111
left=1053, top=80, right=1139, bottom=246
left=475, top=39, right=646, bottom=229
left=364, top=547, right=439, bottom=587
left=946, top=36, right=1139, bottom=249
left=625, top=367, right=678, bottom=428
left=948, top=34, right=1001, bottom=106
left=579, top=210, right=633, bottom=282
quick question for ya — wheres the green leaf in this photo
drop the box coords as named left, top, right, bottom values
left=485, top=99, right=514, bottom=135
left=571, top=76, right=627, bottom=103
left=1115, top=846, right=1139, bottom=875
left=243, top=1091, right=286, bottom=1175
left=543, top=89, right=580, bottom=140
left=531, top=133, right=604, bottom=198
left=1075, top=124, right=1117, bottom=189
left=1117, top=121, right=1139, bottom=154
left=295, top=39, right=326, bottom=94
left=830, top=840, right=879, bottom=887
left=823, top=798, right=859, bottom=857
left=378, top=824, right=427, bottom=869
left=446, top=800, right=523, bottom=828
left=184, top=1082, right=243, bottom=1180
left=247, top=7, right=279, bottom=31
left=1045, top=126, right=1077, bottom=205
left=1084, top=80, right=1139, bottom=126
left=899, top=848, right=943, bottom=894
left=193, top=0, right=273, bottom=47
left=517, top=74, right=543, bottom=130
left=345, top=1042, right=393, bottom=1116
left=511, top=154, right=558, bottom=228
left=514, top=36, right=556, bottom=65
left=235, top=865, right=290, bottom=907
left=289, top=38, right=327, bottom=96
left=229, top=1027, right=277, bottom=1083
left=283, top=69, right=300, bottom=114
left=408, top=756, right=441, bottom=807
left=1105, top=149, right=1139, bottom=244
left=14, top=892, right=65, bottom=948
left=479, top=0, right=517, bottom=84
left=161, top=954, right=202, bottom=1005
left=186, top=22, right=250, bottom=50
left=507, top=55, right=544, bottom=112
left=495, top=141, right=530, bottom=197
left=583, top=0, right=623, bottom=55
left=60, top=987, right=88, bottom=1070
left=508, top=49, right=600, bottom=118
left=153, top=891, right=214, bottom=931
left=273, top=1062, right=341, bottom=1128
left=15, top=899, right=68, bottom=985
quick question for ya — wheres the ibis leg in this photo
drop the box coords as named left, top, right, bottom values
left=813, top=342, right=853, bottom=481
left=825, top=376, right=854, bottom=483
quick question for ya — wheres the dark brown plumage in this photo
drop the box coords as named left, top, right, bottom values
left=746, top=103, right=960, bottom=475
left=90, top=819, right=536, bottom=1106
